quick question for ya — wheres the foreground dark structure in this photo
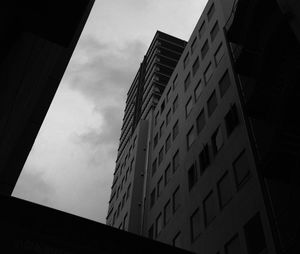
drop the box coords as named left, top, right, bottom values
left=0, top=1, right=94, bottom=195
left=226, top=0, right=300, bottom=252
left=0, top=195, right=192, bottom=253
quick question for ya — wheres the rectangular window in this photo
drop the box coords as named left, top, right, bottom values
left=194, top=79, right=203, bottom=101
left=190, top=208, right=201, bottom=242
left=173, top=95, right=178, bottom=113
left=166, top=88, right=171, bottom=103
left=173, top=74, right=178, bottom=90
left=160, top=121, right=165, bottom=138
left=225, top=104, right=239, bottom=136
left=204, top=62, right=213, bottom=83
left=121, top=193, right=126, bottom=209
left=173, top=231, right=181, bottom=247
left=126, top=183, right=131, bottom=200
left=172, top=120, right=179, bottom=140
left=158, top=147, right=164, bottom=165
left=153, top=133, right=158, bottom=148
left=183, top=52, right=190, bottom=69
left=199, top=21, right=206, bottom=39
left=188, top=164, right=198, bottom=190
left=233, top=150, right=250, bottom=189
left=187, top=126, right=196, bottom=149
left=160, top=100, right=165, bottom=114
left=207, top=3, right=215, bottom=21
left=152, top=159, right=157, bottom=176
left=164, top=164, right=171, bottom=186
left=199, top=144, right=210, bottom=174
left=165, top=134, right=171, bottom=153
left=123, top=213, right=128, bottom=230
left=225, top=234, right=242, bottom=254
left=191, top=37, right=198, bottom=54
left=211, top=126, right=224, bottom=155
left=157, top=176, right=163, bottom=198
left=148, top=225, right=154, bottom=239
left=210, top=21, right=219, bottom=42
left=164, top=200, right=171, bottom=225
left=201, top=40, right=209, bottom=59
left=203, top=191, right=217, bottom=227
left=185, top=97, right=193, bottom=118
left=125, top=168, right=129, bottom=181
left=214, top=42, right=225, bottom=65
left=130, top=159, right=135, bottom=173
left=156, top=213, right=163, bottom=237
left=172, top=186, right=180, bottom=213
left=173, top=150, right=179, bottom=172
left=219, top=70, right=231, bottom=97
left=196, top=109, right=206, bottom=134
left=184, top=72, right=191, bottom=91
left=192, top=57, right=200, bottom=76
left=166, top=109, right=171, bottom=126
left=244, top=213, right=267, bottom=254
left=150, top=188, right=156, bottom=208
left=207, top=90, right=218, bottom=117
left=217, top=171, right=232, bottom=209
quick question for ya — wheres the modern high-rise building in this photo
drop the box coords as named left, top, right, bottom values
left=107, top=0, right=300, bottom=253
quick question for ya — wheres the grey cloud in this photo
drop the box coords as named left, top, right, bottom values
left=65, top=36, right=147, bottom=105
left=13, top=167, right=56, bottom=207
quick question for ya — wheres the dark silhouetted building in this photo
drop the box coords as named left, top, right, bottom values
left=107, top=0, right=300, bottom=253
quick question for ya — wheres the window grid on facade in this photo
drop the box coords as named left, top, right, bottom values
left=207, top=90, right=218, bottom=117
left=210, top=21, right=219, bottom=42
left=184, top=72, right=191, bottom=91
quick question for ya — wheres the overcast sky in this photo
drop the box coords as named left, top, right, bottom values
left=12, top=0, right=208, bottom=223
